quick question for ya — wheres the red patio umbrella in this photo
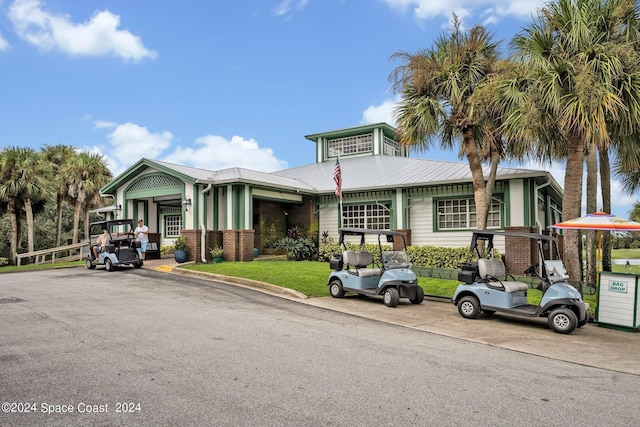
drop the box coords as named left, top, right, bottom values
left=550, top=211, right=640, bottom=271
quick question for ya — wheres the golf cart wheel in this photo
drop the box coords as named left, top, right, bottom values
left=383, top=288, right=400, bottom=307
left=104, top=258, right=114, bottom=272
left=329, top=279, right=345, bottom=298
left=410, top=286, right=424, bottom=304
left=548, top=307, right=578, bottom=334
left=134, top=262, right=143, bottom=269
left=86, top=257, right=95, bottom=270
left=457, top=295, right=481, bottom=319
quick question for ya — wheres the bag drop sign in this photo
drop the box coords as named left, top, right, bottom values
left=608, top=280, right=628, bottom=293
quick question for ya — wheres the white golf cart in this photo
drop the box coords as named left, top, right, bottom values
left=327, top=228, right=424, bottom=307
left=86, top=219, right=143, bottom=271
left=451, top=230, right=589, bottom=334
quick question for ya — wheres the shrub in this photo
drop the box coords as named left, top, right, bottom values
left=318, top=242, right=497, bottom=268
left=0, top=257, right=8, bottom=267
left=173, top=235, right=188, bottom=251
left=271, top=237, right=317, bottom=260
left=210, top=246, right=224, bottom=257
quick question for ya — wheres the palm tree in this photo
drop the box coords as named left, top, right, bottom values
left=42, top=144, right=77, bottom=247
left=15, top=148, right=52, bottom=253
left=389, top=15, right=502, bottom=230
left=62, top=152, right=112, bottom=243
left=0, top=147, right=24, bottom=262
left=505, top=0, right=640, bottom=283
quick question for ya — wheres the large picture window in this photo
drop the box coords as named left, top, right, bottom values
left=436, top=197, right=501, bottom=230
left=343, top=203, right=390, bottom=230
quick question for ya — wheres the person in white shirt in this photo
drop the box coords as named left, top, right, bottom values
left=134, top=219, right=149, bottom=260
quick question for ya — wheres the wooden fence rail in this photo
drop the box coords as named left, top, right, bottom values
left=15, top=242, right=91, bottom=266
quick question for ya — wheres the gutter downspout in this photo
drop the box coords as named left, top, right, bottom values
left=200, top=183, right=213, bottom=263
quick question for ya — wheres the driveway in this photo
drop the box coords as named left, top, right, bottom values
left=1, top=267, right=639, bottom=426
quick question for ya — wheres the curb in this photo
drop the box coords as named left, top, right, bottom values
left=165, top=265, right=308, bottom=300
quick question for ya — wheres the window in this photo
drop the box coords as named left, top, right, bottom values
left=165, top=215, right=183, bottom=237
left=383, top=136, right=400, bottom=156
left=328, top=134, right=372, bottom=156
left=436, top=197, right=501, bottom=230
left=343, top=203, right=390, bottom=229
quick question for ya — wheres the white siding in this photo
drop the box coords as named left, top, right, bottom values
left=319, top=205, right=339, bottom=241
left=408, top=199, right=506, bottom=252
left=509, top=179, right=525, bottom=226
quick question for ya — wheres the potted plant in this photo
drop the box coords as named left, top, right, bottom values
left=210, top=246, right=224, bottom=263
left=173, top=235, right=189, bottom=263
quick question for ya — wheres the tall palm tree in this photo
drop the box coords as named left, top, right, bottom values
left=0, top=147, right=24, bottom=262
left=506, top=0, right=640, bottom=283
left=15, top=148, right=52, bottom=253
left=389, top=15, right=502, bottom=230
left=62, top=152, right=112, bottom=243
left=42, top=144, right=77, bottom=246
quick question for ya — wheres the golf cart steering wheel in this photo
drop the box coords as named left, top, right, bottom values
left=524, top=262, right=539, bottom=275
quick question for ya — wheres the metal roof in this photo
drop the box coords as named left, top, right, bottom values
left=110, top=155, right=558, bottom=196
left=272, top=155, right=553, bottom=193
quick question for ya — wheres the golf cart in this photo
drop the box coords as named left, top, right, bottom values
left=327, top=228, right=424, bottom=307
left=451, top=230, right=588, bottom=334
left=86, top=219, right=143, bottom=271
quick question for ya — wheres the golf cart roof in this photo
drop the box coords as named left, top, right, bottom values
left=90, top=219, right=135, bottom=228
left=338, top=228, right=405, bottom=237
left=470, top=230, right=558, bottom=252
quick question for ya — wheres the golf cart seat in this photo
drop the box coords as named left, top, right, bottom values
left=343, top=250, right=383, bottom=277
left=478, top=258, right=529, bottom=292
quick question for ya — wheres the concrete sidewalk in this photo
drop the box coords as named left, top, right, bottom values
left=144, top=257, right=640, bottom=376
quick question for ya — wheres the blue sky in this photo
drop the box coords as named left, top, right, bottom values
left=0, top=0, right=636, bottom=218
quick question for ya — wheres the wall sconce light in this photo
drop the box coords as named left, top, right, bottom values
left=182, top=197, right=192, bottom=212
left=116, top=204, right=122, bottom=211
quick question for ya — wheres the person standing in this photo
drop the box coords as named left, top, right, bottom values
left=134, top=219, right=149, bottom=260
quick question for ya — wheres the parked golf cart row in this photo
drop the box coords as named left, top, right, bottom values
left=327, top=228, right=589, bottom=334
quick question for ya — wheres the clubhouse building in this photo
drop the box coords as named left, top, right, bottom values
left=100, top=123, right=563, bottom=262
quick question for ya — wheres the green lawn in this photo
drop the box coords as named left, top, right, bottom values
left=611, top=248, right=640, bottom=259
left=185, top=260, right=598, bottom=313
left=0, top=260, right=84, bottom=273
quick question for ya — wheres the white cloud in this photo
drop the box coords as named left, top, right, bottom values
left=0, top=32, right=10, bottom=50
left=8, top=0, right=157, bottom=62
left=105, top=122, right=173, bottom=166
left=360, top=96, right=399, bottom=126
left=273, top=0, right=309, bottom=18
left=380, top=0, right=545, bottom=24
left=164, top=135, right=288, bottom=173
left=94, top=120, right=117, bottom=129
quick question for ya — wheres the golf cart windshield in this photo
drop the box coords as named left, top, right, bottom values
left=381, top=250, right=411, bottom=269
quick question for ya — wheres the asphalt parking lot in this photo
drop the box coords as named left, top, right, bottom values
left=2, top=265, right=639, bottom=427
left=168, top=261, right=640, bottom=376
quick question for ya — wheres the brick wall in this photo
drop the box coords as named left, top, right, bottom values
left=392, top=229, right=411, bottom=251
left=222, top=230, right=255, bottom=261
left=504, top=226, right=539, bottom=274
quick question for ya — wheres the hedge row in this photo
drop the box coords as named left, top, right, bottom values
left=318, top=243, right=490, bottom=268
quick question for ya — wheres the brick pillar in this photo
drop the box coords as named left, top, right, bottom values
left=391, top=229, right=411, bottom=251
left=504, top=226, right=539, bottom=274
left=222, top=230, right=255, bottom=262
left=181, top=229, right=201, bottom=263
